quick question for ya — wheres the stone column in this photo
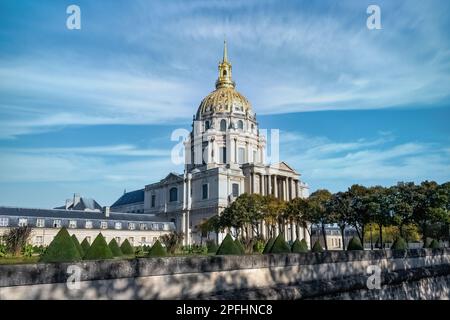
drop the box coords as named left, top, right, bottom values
left=291, top=222, right=296, bottom=241
left=274, top=175, right=278, bottom=198
left=181, top=212, right=186, bottom=245
left=262, top=220, right=266, bottom=239
left=295, top=180, right=299, bottom=198
left=268, top=175, right=272, bottom=196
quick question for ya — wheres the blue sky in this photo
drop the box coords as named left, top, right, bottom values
left=0, top=0, right=449, bottom=208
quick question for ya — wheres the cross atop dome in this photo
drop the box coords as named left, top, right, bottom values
left=215, top=40, right=235, bottom=89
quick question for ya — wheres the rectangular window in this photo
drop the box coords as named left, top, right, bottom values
left=151, top=195, right=156, bottom=207
left=100, top=221, right=108, bottom=229
left=128, top=222, right=135, bottom=230
left=232, top=183, right=239, bottom=197
left=202, top=183, right=208, bottom=200
left=36, top=218, right=45, bottom=228
left=140, top=223, right=147, bottom=230
left=115, top=222, right=122, bottom=230
left=85, top=220, right=93, bottom=229
left=238, top=147, right=245, bottom=164
left=141, top=237, right=146, bottom=244
left=18, top=218, right=28, bottom=227
left=0, top=217, right=8, bottom=227
left=35, top=236, right=43, bottom=245
left=129, top=237, right=134, bottom=245
left=219, top=147, right=227, bottom=164
left=115, top=237, right=121, bottom=244
left=53, top=219, right=61, bottom=228
left=69, top=220, right=77, bottom=229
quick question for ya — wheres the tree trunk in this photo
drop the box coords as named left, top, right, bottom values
left=321, top=222, right=328, bottom=250
left=378, top=225, right=383, bottom=249
left=340, top=226, right=345, bottom=251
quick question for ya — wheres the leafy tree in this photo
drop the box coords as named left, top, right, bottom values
left=40, top=227, right=81, bottom=263
left=429, top=239, right=441, bottom=249
left=412, top=181, right=449, bottom=242
left=326, top=191, right=351, bottom=250
left=285, top=197, right=310, bottom=241
left=160, top=232, right=184, bottom=255
left=83, top=233, right=114, bottom=260
left=308, top=189, right=332, bottom=250
left=4, top=226, right=32, bottom=256
left=389, top=182, right=420, bottom=241
left=262, top=195, right=285, bottom=238
left=108, top=239, right=123, bottom=257
left=347, top=185, right=373, bottom=245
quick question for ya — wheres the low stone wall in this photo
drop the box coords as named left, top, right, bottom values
left=0, top=249, right=449, bottom=300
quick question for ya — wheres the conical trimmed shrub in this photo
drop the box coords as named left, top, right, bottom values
left=81, top=238, right=90, bottom=253
left=429, top=239, right=441, bottom=249
left=291, top=238, right=309, bottom=253
left=206, top=241, right=218, bottom=254
left=216, top=234, right=241, bottom=255
left=347, top=236, right=364, bottom=251
left=108, top=239, right=123, bottom=257
left=234, top=239, right=245, bottom=254
left=40, top=227, right=81, bottom=263
left=120, top=239, right=134, bottom=255
left=312, top=240, right=323, bottom=252
left=71, top=234, right=84, bottom=257
left=391, top=237, right=407, bottom=251
left=269, top=233, right=291, bottom=254
left=148, top=240, right=166, bottom=257
left=262, top=237, right=276, bottom=254
left=83, top=233, right=114, bottom=260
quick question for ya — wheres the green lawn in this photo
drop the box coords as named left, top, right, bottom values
left=0, top=256, right=40, bottom=265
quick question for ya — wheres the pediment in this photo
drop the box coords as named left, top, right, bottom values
left=162, top=172, right=183, bottom=183
left=271, top=161, right=298, bottom=174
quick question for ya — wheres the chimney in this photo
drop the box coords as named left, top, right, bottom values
left=65, top=199, right=72, bottom=209
left=73, top=193, right=81, bottom=206
left=103, top=206, right=110, bottom=218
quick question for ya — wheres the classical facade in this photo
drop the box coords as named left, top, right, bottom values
left=122, top=42, right=309, bottom=245
left=0, top=205, right=175, bottom=247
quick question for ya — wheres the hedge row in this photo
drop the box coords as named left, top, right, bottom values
left=39, top=227, right=166, bottom=263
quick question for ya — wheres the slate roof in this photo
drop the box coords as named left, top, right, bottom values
left=54, top=197, right=102, bottom=211
left=0, top=206, right=170, bottom=223
left=111, top=189, right=144, bottom=207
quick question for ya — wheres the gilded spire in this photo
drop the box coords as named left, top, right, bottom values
left=223, top=39, right=228, bottom=63
left=216, top=40, right=235, bottom=89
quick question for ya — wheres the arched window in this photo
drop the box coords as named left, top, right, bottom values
left=220, top=119, right=227, bottom=132
left=169, top=187, right=178, bottom=202
left=237, top=120, right=244, bottom=130
left=223, top=70, right=227, bottom=76
left=205, top=121, right=210, bottom=130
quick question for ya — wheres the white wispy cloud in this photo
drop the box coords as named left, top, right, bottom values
left=279, top=131, right=450, bottom=191
left=1, top=0, right=449, bottom=138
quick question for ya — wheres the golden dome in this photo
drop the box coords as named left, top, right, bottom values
left=197, top=87, right=252, bottom=118
left=196, top=41, right=253, bottom=119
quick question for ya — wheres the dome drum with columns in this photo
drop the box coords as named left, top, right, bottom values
left=134, top=41, right=309, bottom=246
